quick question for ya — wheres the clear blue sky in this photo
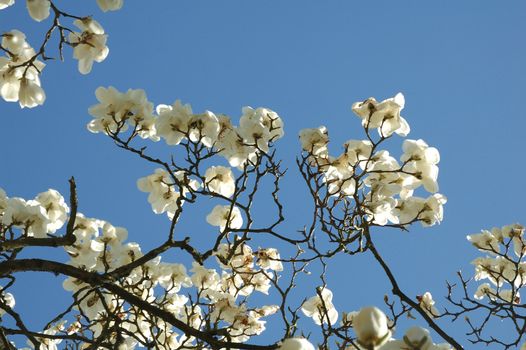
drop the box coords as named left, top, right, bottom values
left=1, top=1, right=526, bottom=347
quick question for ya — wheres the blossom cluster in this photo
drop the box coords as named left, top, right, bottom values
left=0, top=0, right=123, bottom=19
left=0, top=187, right=69, bottom=238
left=0, top=30, right=46, bottom=108
left=468, top=223, right=526, bottom=303
left=63, top=230, right=282, bottom=346
left=299, top=93, right=446, bottom=228
left=0, top=186, right=284, bottom=349
left=68, top=17, right=109, bottom=75
left=88, top=86, right=285, bottom=169
left=0, top=0, right=119, bottom=108
left=89, top=86, right=284, bottom=229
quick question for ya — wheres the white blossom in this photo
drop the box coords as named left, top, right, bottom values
left=380, top=326, right=452, bottom=350
left=301, top=287, right=338, bottom=325
left=417, top=292, right=439, bottom=318
left=88, top=86, right=158, bottom=139
left=344, top=139, right=373, bottom=167
left=299, top=126, right=329, bottom=158
left=239, top=106, right=284, bottom=153
left=26, top=0, right=50, bottom=22
left=256, top=248, right=283, bottom=271
left=217, top=126, right=258, bottom=169
left=352, top=93, right=410, bottom=137
left=0, top=0, right=15, bottom=9
left=137, top=169, right=199, bottom=219
left=18, top=76, right=45, bottom=108
left=0, top=31, right=46, bottom=107
left=204, top=166, right=236, bottom=198
left=69, top=18, right=109, bottom=74
left=190, top=262, right=220, bottom=290
left=206, top=205, right=243, bottom=231
left=467, top=229, right=500, bottom=253
left=187, top=111, right=220, bottom=147
left=35, top=189, right=69, bottom=233
left=2, top=197, right=49, bottom=237
left=279, top=338, right=315, bottom=350
left=420, top=194, right=447, bottom=227
left=0, top=292, right=15, bottom=316
left=352, top=307, right=391, bottom=348
left=97, top=0, right=123, bottom=12
left=155, top=100, right=191, bottom=145
left=0, top=188, right=8, bottom=216
left=401, top=139, right=440, bottom=193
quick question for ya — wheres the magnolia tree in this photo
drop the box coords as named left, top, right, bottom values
left=1, top=2, right=525, bottom=350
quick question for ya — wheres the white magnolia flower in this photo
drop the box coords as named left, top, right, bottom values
left=368, top=197, right=398, bottom=226
left=137, top=169, right=199, bottom=219
left=34, top=327, right=63, bottom=350
left=239, top=106, right=284, bottom=153
left=473, top=283, right=495, bottom=301
left=420, top=194, right=447, bottom=227
left=379, top=327, right=453, bottom=350
left=18, top=76, right=45, bottom=108
left=26, top=0, right=50, bottom=22
left=2, top=197, right=49, bottom=237
left=279, top=338, right=315, bottom=350
left=204, top=166, right=236, bottom=198
left=403, top=327, right=432, bottom=350
left=299, top=126, right=329, bottom=158
left=352, top=93, right=410, bottom=137
left=229, top=310, right=267, bottom=342
left=155, top=100, right=192, bottom=145
left=344, top=139, right=373, bottom=167
left=322, top=154, right=356, bottom=196
left=153, top=262, right=192, bottom=291
left=97, top=0, right=123, bottom=12
left=256, top=248, right=283, bottom=271
left=301, top=287, right=338, bottom=325
left=1, top=29, right=23, bottom=52
left=417, top=292, right=439, bottom=318
left=467, top=229, right=500, bottom=253
left=401, top=139, right=440, bottom=193
left=0, top=0, right=15, bottom=9
left=187, top=111, right=220, bottom=147
left=352, top=307, right=391, bottom=348
left=0, top=188, right=8, bottom=215
left=217, top=127, right=258, bottom=169
left=0, top=32, right=45, bottom=107
left=35, top=189, right=69, bottom=233
left=88, top=86, right=158, bottom=140
left=210, top=295, right=244, bottom=323
left=215, top=242, right=254, bottom=271
left=0, top=292, right=15, bottom=316
left=206, top=205, right=243, bottom=231
left=393, top=196, right=425, bottom=225
left=190, top=262, right=220, bottom=290
left=69, top=18, right=109, bottom=74
left=0, top=58, right=20, bottom=102
left=88, top=86, right=129, bottom=134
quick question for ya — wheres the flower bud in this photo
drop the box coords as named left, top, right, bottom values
left=403, top=327, right=431, bottom=350
left=26, top=0, right=51, bottom=22
left=97, top=0, right=123, bottom=12
left=279, top=338, right=315, bottom=350
left=18, top=77, right=46, bottom=108
left=353, top=307, right=391, bottom=348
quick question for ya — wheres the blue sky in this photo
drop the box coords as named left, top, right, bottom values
left=1, top=1, right=526, bottom=348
